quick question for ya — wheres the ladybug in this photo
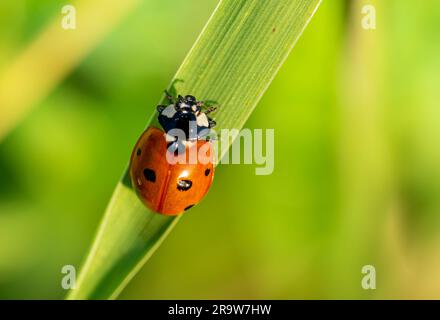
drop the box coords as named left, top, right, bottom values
left=130, top=92, right=217, bottom=215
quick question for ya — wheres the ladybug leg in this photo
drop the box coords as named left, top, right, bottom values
left=164, top=78, right=184, bottom=104
left=208, top=118, right=216, bottom=128
left=164, top=90, right=175, bottom=104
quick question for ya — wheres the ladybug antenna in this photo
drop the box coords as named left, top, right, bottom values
left=201, top=100, right=219, bottom=113
left=204, top=106, right=218, bottom=115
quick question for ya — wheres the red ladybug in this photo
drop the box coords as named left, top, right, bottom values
left=129, top=93, right=217, bottom=215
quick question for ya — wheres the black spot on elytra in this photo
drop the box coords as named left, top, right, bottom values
left=177, top=179, right=192, bottom=191
left=143, top=168, right=156, bottom=182
left=205, top=168, right=211, bottom=176
left=184, top=204, right=194, bottom=211
left=136, top=148, right=141, bottom=156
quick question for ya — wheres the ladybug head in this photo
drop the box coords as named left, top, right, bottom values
left=158, top=92, right=215, bottom=141
left=184, top=95, right=197, bottom=105
left=176, top=95, right=201, bottom=114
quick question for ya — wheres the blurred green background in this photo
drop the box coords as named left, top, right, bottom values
left=1, top=0, right=440, bottom=299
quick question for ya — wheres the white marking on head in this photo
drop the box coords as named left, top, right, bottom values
left=178, top=102, right=189, bottom=109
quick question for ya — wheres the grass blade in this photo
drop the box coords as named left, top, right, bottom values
left=68, top=0, right=322, bottom=300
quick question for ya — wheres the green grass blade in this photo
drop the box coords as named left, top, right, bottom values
left=68, top=0, right=322, bottom=300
